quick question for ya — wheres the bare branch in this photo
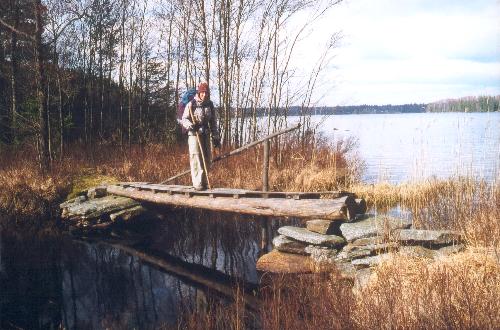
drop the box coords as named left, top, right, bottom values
left=0, top=17, right=34, bottom=41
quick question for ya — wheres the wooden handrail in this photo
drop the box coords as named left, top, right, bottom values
left=160, top=123, right=301, bottom=184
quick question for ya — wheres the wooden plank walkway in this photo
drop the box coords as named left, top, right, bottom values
left=116, top=182, right=353, bottom=200
left=106, top=182, right=361, bottom=221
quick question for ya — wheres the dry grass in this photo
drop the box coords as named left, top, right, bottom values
left=354, top=251, right=500, bottom=329
left=0, top=160, right=70, bottom=225
left=178, top=249, right=500, bottom=330
left=0, top=135, right=358, bottom=224
left=350, top=177, right=500, bottom=248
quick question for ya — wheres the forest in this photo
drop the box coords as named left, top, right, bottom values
left=0, top=0, right=342, bottom=172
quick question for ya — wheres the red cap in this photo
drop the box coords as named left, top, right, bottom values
left=198, top=82, right=209, bottom=93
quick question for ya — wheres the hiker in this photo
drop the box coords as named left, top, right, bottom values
left=180, top=82, right=220, bottom=190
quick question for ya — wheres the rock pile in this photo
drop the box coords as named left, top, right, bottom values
left=60, top=186, right=148, bottom=231
left=257, top=214, right=464, bottom=286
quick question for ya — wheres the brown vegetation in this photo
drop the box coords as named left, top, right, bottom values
left=175, top=249, right=500, bottom=330
left=350, top=177, right=500, bottom=248
left=0, top=135, right=358, bottom=224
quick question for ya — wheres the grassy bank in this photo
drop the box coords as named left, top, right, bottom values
left=0, top=135, right=358, bottom=225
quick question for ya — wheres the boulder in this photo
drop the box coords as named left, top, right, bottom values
left=395, top=229, right=461, bottom=246
left=256, top=250, right=314, bottom=274
left=278, top=226, right=345, bottom=247
left=306, top=219, right=341, bottom=235
left=272, top=235, right=309, bottom=255
left=340, top=214, right=412, bottom=242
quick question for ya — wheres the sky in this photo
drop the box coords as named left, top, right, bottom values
left=297, top=0, right=500, bottom=106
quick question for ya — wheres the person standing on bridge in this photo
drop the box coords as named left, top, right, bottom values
left=180, top=82, right=221, bottom=191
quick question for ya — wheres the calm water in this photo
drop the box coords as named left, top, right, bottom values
left=0, top=209, right=291, bottom=329
left=314, top=112, right=500, bottom=183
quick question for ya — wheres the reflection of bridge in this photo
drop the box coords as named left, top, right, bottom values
left=106, top=183, right=366, bottom=221
left=107, top=242, right=260, bottom=311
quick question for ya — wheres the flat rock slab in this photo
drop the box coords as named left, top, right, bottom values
left=396, top=229, right=461, bottom=246
left=306, top=219, right=340, bottom=235
left=109, top=205, right=147, bottom=222
left=87, top=186, right=108, bottom=199
left=256, top=250, right=314, bottom=274
left=272, top=235, right=309, bottom=255
left=340, top=215, right=412, bottom=242
left=343, top=241, right=399, bottom=254
left=354, top=268, right=374, bottom=291
left=278, top=226, right=345, bottom=247
left=62, top=195, right=139, bottom=220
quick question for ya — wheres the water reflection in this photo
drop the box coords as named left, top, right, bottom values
left=0, top=229, right=63, bottom=329
left=1, top=208, right=300, bottom=329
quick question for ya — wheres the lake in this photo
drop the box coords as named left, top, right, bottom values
left=313, top=112, right=500, bottom=183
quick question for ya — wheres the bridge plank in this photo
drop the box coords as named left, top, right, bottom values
left=107, top=184, right=358, bottom=221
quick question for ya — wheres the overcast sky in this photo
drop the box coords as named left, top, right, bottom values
left=298, top=0, right=500, bottom=106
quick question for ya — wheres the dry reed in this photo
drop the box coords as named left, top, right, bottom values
left=350, top=177, right=500, bottom=248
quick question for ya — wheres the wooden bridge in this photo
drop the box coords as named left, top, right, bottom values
left=106, top=182, right=366, bottom=221
left=101, top=123, right=368, bottom=222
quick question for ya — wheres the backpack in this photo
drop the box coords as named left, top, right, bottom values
left=177, top=88, right=197, bottom=134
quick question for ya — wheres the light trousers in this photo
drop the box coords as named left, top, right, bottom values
left=188, top=134, right=212, bottom=189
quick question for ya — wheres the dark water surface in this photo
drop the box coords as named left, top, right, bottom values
left=1, top=209, right=296, bottom=329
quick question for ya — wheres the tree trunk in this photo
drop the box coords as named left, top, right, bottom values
left=8, top=1, right=20, bottom=144
left=34, top=0, right=50, bottom=172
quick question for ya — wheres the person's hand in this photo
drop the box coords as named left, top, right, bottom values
left=186, top=123, right=194, bottom=131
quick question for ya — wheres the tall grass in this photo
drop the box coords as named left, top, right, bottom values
left=0, top=135, right=359, bottom=225
left=174, top=249, right=499, bottom=329
left=350, top=177, right=500, bottom=248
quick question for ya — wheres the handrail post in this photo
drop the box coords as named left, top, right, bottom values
left=262, top=139, right=270, bottom=192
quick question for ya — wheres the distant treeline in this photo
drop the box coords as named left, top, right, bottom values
left=267, top=96, right=499, bottom=116
left=426, top=95, right=500, bottom=113
left=284, top=104, right=426, bottom=116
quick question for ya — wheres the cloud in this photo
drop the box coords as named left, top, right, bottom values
left=304, top=0, right=500, bottom=104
